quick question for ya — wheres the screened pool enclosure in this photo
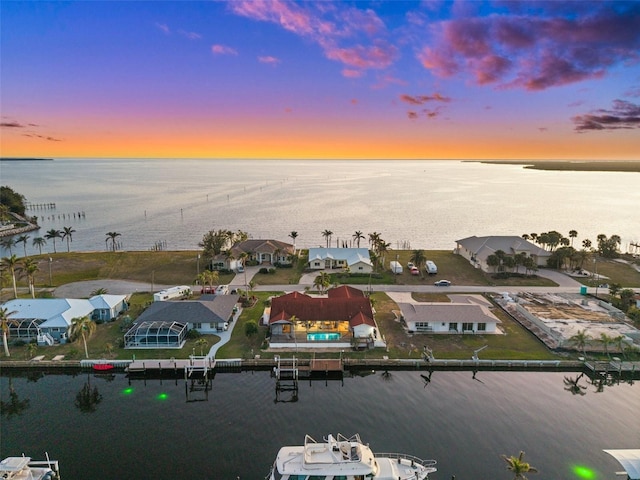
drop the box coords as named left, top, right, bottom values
left=124, top=321, right=188, bottom=349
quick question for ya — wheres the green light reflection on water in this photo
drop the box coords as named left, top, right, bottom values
left=572, top=465, right=596, bottom=479
left=157, top=393, right=168, bottom=400
left=122, top=387, right=134, bottom=395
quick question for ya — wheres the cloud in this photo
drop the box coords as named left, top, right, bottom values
left=419, top=4, right=640, bottom=90
left=22, top=133, right=62, bottom=142
left=573, top=99, right=640, bottom=131
left=155, top=22, right=170, bottom=35
left=1, top=121, right=25, bottom=128
left=2, top=118, right=61, bottom=141
left=211, top=44, right=238, bottom=56
left=178, top=30, right=202, bottom=40
left=342, top=69, right=364, bottom=78
left=399, top=93, right=451, bottom=105
left=258, top=55, right=281, bottom=65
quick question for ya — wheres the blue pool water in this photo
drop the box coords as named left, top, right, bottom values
left=307, top=332, right=341, bottom=341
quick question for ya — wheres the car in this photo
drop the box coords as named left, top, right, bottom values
left=215, top=284, right=230, bottom=295
left=237, top=264, right=244, bottom=273
left=434, top=279, right=451, bottom=286
left=407, top=262, right=415, bottom=269
left=410, top=267, right=420, bottom=275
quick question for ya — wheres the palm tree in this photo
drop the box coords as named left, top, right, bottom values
left=32, top=237, right=46, bottom=255
left=0, top=238, right=16, bottom=255
left=62, top=226, right=76, bottom=252
left=288, top=231, right=298, bottom=252
left=106, top=232, right=121, bottom=252
left=582, top=238, right=592, bottom=250
left=195, top=337, right=209, bottom=356
left=16, top=235, right=29, bottom=257
left=569, top=329, right=591, bottom=358
left=1, top=306, right=19, bottom=357
left=352, top=231, right=365, bottom=248
left=321, top=229, right=333, bottom=248
left=21, top=257, right=39, bottom=298
left=314, top=271, right=331, bottom=294
left=410, top=249, right=426, bottom=269
left=501, top=451, right=538, bottom=480
left=70, top=316, right=97, bottom=359
left=569, top=230, right=578, bottom=247
left=45, top=229, right=62, bottom=253
left=1, top=255, right=20, bottom=298
left=598, top=332, right=615, bottom=358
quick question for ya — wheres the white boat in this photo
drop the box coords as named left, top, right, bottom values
left=0, top=455, right=60, bottom=480
left=267, top=433, right=436, bottom=480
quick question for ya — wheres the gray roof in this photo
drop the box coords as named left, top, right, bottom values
left=398, top=302, right=501, bottom=324
left=308, top=248, right=372, bottom=267
left=455, top=235, right=550, bottom=260
left=136, top=296, right=239, bottom=324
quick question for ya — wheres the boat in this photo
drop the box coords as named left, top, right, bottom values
left=267, top=433, right=436, bottom=480
left=0, top=454, right=60, bottom=480
left=92, top=363, right=114, bottom=371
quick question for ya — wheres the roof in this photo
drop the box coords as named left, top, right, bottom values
left=269, top=287, right=374, bottom=327
left=230, top=239, right=294, bottom=256
left=398, top=302, right=501, bottom=324
left=136, top=296, right=239, bottom=324
left=4, top=298, right=95, bottom=328
left=89, top=294, right=127, bottom=309
left=455, top=235, right=550, bottom=260
left=308, top=248, right=372, bottom=267
left=604, top=449, right=640, bottom=479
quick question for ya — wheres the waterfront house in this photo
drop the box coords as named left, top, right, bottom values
left=89, top=294, right=128, bottom=323
left=398, top=295, right=501, bottom=334
left=268, top=286, right=382, bottom=348
left=211, top=239, right=295, bottom=269
left=455, top=235, right=551, bottom=272
left=307, top=248, right=373, bottom=273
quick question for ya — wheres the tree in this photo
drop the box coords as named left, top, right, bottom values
left=32, top=236, right=46, bottom=255
left=70, top=316, right=97, bottom=359
left=0, top=238, right=16, bottom=255
left=501, top=451, right=538, bottom=480
left=288, top=231, right=298, bottom=252
left=321, top=229, right=333, bottom=248
left=1, top=306, right=19, bottom=357
left=314, top=271, right=331, bottom=294
left=598, top=332, right=615, bottom=358
left=45, top=229, right=62, bottom=253
left=105, top=232, right=121, bottom=252
left=20, top=257, right=39, bottom=298
left=582, top=239, right=592, bottom=250
left=199, top=229, right=231, bottom=259
left=244, top=320, right=258, bottom=337
left=16, top=235, right=30, bottom=257
left=352, top=231, right=365, bottom=248
left=569, top=230, right=578, bottom=246
left=62, top=226, right=76, bottom=252
left=486, top=254, right=500, bottom=273
left=1, top=254, right=20, bottom=298
left=0, top=186, right=27, bottom=217
left=569, top=329, right=591, bottom=357
left=195, top=337, right=209, bottom=356
left=410, top=249, right=426, bottom=269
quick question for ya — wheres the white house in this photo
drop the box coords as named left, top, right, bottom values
left=455, top=235, right=551, bottom=272
left=398, top=296, right=501, bottom=334
left=307, top=248, right=373, bottom=274
left=89, top=294, right=128, bottom=323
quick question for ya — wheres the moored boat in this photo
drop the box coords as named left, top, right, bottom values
left=267, top=433, right=436, bottom=480
left=0, top=454, right=60, bottom=480
left=92, top=363, right=114, bottom=371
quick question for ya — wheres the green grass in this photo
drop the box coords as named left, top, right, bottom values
left=574, top=256, right=640, bottom=288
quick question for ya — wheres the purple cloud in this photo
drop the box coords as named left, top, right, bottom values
left=211, top=44, right=238, bottom=56
left=573, top=99, right=640, bottom=131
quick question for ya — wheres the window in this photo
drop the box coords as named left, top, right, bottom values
left=414, top=322, right=433, bottom=332
left=358, top=266, right=363, bottom=270
left=462, top=322, right=473, bottom=331
left=314, top=261, right=320, bottom=267
left=449, top=322, right=458, bottom=331
left=193, top=323, right=202, bottom=329
left=477, top=323, right=486, bottom=331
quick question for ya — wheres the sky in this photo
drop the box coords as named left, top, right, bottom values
left=1, top=1, right=639, bottom=160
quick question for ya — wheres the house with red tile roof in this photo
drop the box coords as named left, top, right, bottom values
left=267, top=286, right=383, bottom=349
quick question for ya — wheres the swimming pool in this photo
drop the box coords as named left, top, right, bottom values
left=307, top=332, right=341, bottom=341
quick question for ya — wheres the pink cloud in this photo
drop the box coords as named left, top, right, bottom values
left=178, top=30, right=202, bottom=40
left=573, top=99, right=640, bottom=131
left=324, top=42, right=397, bottom=69
left=155, top=23, right=170, bottom=35
left=342, top=69, right=364, bottom=78
left=211, top=44, right=238, bottom=56
left=420, top=5, right=640, bottom=90
left=258, top=56, right=281, bottom=65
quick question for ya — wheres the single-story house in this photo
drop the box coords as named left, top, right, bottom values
left=268, top=286, right=381, bottom=348
left=211, top=239, right=295, bottom=269
left=307, top=248, right=373, bottom=274
left=455, top=235, right=551, bottom=272
left=4, top=295, right=126, bottom=345
left=398, top=296, right=501, bottom=334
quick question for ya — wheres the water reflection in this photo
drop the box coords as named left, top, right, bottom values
left=563, top=374, right=587, bottom=396
left=0, top=377, right=30, bottom=418
left=75, top=374, right=102, bottom=413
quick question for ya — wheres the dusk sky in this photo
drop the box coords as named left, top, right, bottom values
left=1, top=1, right=639, bottom=160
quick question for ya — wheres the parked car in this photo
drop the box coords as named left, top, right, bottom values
left=410, top=267, right=420, bottom=276
left=215, top=284, right=230, bottom=295
left=407, top=262, right=415, bottom=269
left=237, top=264, right=244, bottom=273
left=434, top=279, right=451, bottom=286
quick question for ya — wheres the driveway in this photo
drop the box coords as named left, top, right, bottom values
left=54, top=279, right=174, bottom=298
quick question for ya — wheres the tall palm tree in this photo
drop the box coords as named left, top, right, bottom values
left=0, top=238, right=16, bottom=255
left=20, top=257, right=39, bottom=298
left=62, top=226, right=76, bottom=252
left=501, top=451, right=538, bottom=480
left=238, top=252, right=248, bottom=289
left=45, top=229, right=62, bottom=253
left=16, top=235, right=29, bottom=257
left=598, top=333, right=615, bottom=358
left=321, top=229, right=333, bottom=248
left=105, top=232, right=121, bottom=252
left=32, top=237, right=46, bottom=255
left=70, top=316, right=97, bottom=359
left=569, top=230, right=578, bottom=246
left=410, top=249, right=426, bottom=269
left=314, top=271, right=331, bottom=294
left=1, top=306, right=19, bottom=357
left=288, top=231, right=298, bottom=252
left=353, top=231, right=364, bottom=248
left=582, top=239, right=592, bottom=250
left=569, top=329, right=591, bottom=358
left=1, top=255, right=20, bottom=298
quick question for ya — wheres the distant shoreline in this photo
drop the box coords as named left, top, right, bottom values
left=473, top=160, right=640, bottom=172
left=0, top=157, right=53, bottom=161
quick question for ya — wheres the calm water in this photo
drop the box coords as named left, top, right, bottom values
left=1, top=369, right=638, bottom=479
left=1, top=159, right=638, bottom=256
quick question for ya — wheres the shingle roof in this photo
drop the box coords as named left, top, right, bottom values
left=398, top=302, right=501, bottom=324
left=455, top=235, right=550, bottom=261
left=136, top=296, right=239, bottom=324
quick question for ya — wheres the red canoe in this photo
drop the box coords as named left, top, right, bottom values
left=93, top=363, right=114, bottom=371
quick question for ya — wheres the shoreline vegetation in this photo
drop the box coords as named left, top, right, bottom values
left=474, top=160, right=640, bottom=172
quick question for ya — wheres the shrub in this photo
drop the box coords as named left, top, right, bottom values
left=259, top=267, right=269, bottom=274
left=186, top=328, right=202, bottom=339
left=245, top=320, right=258, bottom=336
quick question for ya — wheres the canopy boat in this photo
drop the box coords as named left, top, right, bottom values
left=267, top=433, right=436, bottom=480
left=0, top=455, right=60, bottom=480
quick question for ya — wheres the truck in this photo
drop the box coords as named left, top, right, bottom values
left=425, top=260, right=438, bottom=275
left=390, top=261, right=403, bottom=275
left=153, top=285, right=191, bottom=302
